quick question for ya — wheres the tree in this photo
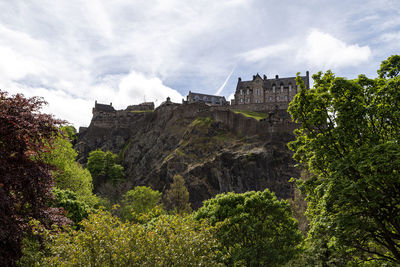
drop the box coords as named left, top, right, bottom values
left=43, top=129, right=97, bottom=206
left=121, top=186, right=162, bottom=221
left=0, top=91, right=67, bottom=265
left=87, top=150, right=125, bottom=191
left=38, top=210, right=222, bottom=266
left=195, top=189, right=303, bottom=266
left=51, top=188, right=91, bottom=226
left=163, top=174, right=192, bottom=214
left=288, top=56, right=400, bottom=264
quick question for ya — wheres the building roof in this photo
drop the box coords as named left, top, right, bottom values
left=236, top=74, right=309, bottom=90
left=188, top=91, right=226, bottom=101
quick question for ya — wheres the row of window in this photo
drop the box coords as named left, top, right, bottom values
left=239, top=85, right=299, bottom=95
left=239, top=95, right=291, bottom=103
left=193, top=95, right=224, bottom=104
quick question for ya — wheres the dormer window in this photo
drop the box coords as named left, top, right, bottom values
left=272, top=85, right=276, bottom=93
left=240, top=89, right=243, bottom=95
left=289, top=84, right=292, bottom=91
left=247, top=89, right=250, bottom=95
left=280, top=84, right=284, bottom=92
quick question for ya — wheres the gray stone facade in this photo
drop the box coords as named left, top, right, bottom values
left=186, top=91, right=227, bottom=106
left=233, top=73, right=310, bottom=109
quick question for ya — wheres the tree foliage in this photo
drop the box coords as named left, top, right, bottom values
left=196, top=189, right=303, bottom=266
left=0, top=91, right=67, bottom=265
left=87, top=149, right=125, bottom=191
left=51, top=188, right=91, bottom=226
left=288, top=56, right=400, bottom=264
left=163, top=174, right=192, bottom=214
left=43, top=128, right=97, bottom=206
left=121, top=186, right=162, bottom=221
left=37, top=210, right=221, bottom=266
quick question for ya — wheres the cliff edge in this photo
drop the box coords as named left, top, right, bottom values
left=76, top=102, right=299, bottom=209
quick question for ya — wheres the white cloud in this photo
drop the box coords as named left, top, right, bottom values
left=238, top=44, right=291, bottom=63
left=380, top=31, right=400, bottom=42
left=116, top=71, right=184, bottom=108
left=0, top=0, right=398, bottom=129
left=297, top=29, right=371, bottom=69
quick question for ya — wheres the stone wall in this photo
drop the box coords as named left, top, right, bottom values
left=230, top=102, right=290, bottom=113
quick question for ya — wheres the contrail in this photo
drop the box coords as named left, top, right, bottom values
left=215, top=66, right=235, bottom=95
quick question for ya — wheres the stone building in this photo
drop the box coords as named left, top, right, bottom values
left=92, top=101, right=115, bottom=116
left=233, top=72, right=309, bottom=107
left=186, top=91, right=228, bottom=106
left=126, top=102, right=154, bottom=111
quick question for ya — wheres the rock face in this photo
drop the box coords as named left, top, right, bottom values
left=76, top=102, right=299, bottom=209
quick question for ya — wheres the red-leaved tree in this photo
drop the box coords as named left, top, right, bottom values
left=0, top=90, right=67, bottom=265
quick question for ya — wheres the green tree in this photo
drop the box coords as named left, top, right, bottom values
left=163, top=174, right=192, bottom=214
left=43, top=129, right=97, bottom=206
left=51, top=188, right=91, bottom=226
left=196, top=189, right=303, bottom=266
left=87, top=150, right=125, bottom=190
left=38, top=210, right=222, bottom=266
left=288, top=56, right=400, bottom=264
left=121, top=186, right=162, bottom=221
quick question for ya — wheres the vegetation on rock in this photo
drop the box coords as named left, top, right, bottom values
left=232, top=109, right=269, bottom=120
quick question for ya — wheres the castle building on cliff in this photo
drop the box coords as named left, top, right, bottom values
left=232, top=72, right=309, bottom=108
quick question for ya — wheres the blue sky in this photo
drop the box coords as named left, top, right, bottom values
left=0, top=0, right=399, bottom=127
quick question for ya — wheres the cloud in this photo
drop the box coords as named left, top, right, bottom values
left=0, top=0, right=398, bottom=128
left=380, top=31, right=400, bottom=42
left=116, top=71, right=184, bottom=107
left=297, top=29, right=371, bottom=69
left=238, top=44, right=291, bottom=63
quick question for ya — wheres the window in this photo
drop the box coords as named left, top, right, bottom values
left=240, top=98, right=243, bottom=103
left=280, top=84, right=284, bottom=92
left=247, top=89, right=250, bottom=95
left=269, top=96, right=272, bottom=101
left=256, top=89, right=259, bottom=95
left=277, top=96, right=280, bottom=101
left=203, top=96, right=207, bottom=102
left=194, top=95, right=199, bottom=102
left=272, top=85, right=276, bottom=93
left=240, top=90, right=243, bottom=95
left=247, top=98, right=250, bottom=103
left=284, top=95, right=288, bottom=101
left=289, top=84, right=292, bottom=91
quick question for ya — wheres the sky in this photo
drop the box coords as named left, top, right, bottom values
left=0, top=0, right=399, bottom=128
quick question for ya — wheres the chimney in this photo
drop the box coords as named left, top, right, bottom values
left=275, top=75, right=279, bottom=79
left=306, top=71, right=309, bottom=77
left=238, top=77, right=241, bottom=82
left=263, top=74, right=267, bottom=80
left=253, top=75, right=256, bottom=80
left=110, top=102, right=112, bottom=106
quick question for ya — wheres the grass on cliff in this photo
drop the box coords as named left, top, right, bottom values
left=233, top=110, right=268, bottom=121
left=129, top=110, right=154, bottom=113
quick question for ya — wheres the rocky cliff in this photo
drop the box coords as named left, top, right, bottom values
left=76, top=102, right=299, bottom=209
